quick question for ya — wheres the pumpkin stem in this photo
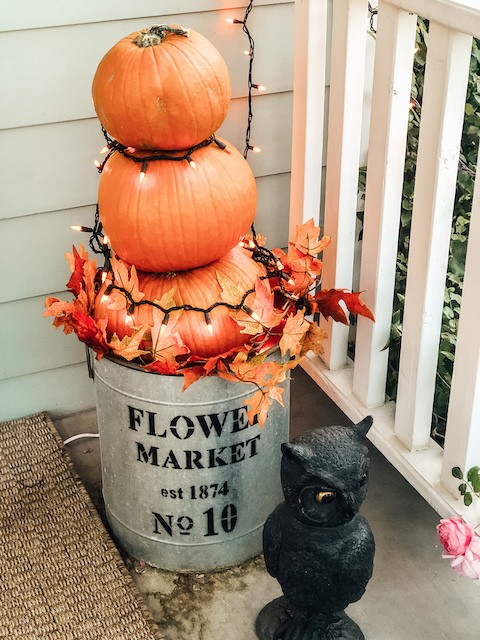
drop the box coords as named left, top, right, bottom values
left=133, top=24, right=190, bottom=48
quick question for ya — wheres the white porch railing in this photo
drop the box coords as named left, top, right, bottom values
left=290, top=0, right=480, bottom=522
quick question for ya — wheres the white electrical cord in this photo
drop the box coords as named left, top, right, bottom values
left=63, top=433, right=100, bottom=445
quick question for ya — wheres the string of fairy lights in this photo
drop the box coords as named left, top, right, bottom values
left=71, top=1, right=308, bottom=333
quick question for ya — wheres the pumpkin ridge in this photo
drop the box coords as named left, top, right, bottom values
left=162, top=42, right=200, bottom=145
left=167, top=38, right=225, bottom=139
left=118, top=47, right=144, bottom=141
left=192, top=39, right=230, bottom=128
left=148, top=44, right=176, bottom=147
left=206, top=143, right=255, bottom=247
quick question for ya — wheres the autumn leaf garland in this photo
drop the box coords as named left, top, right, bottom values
left=44, top=219, right=374, bottom=426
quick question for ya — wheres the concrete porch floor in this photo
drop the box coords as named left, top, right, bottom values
left=54, top=366, right=480, bottom=639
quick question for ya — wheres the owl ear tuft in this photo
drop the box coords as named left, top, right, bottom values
left=281, top=441, right=305, bottom=463
left=354, top=415, right=373, bottom=439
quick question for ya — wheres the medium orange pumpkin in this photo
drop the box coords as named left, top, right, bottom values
left=95, top=246, right=266, bottom=359
left=98, top=139, right=257, bottom=273
left=92, top=25, right=231, bottom=150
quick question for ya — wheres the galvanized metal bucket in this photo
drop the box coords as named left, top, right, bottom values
left=93, top=352, right=289, bottom=571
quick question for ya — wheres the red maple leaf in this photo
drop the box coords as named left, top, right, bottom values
left=66, top=246, right=86, bottom=296
left=71, top=310, right=109, bottom=356
left=315, top=289, right=375, bottom=324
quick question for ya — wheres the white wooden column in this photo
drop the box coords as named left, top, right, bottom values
left=353, top=3, right=417, bottom=407
left=394, top=22, right=472, bottom=450
left=441, top=159, right=480, bottom=496
left=321, top=0, right=369, bottom=370
left=288, top=0, right=328, bottom=238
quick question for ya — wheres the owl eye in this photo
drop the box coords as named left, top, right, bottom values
left=315, top=491, right=336, bottom=504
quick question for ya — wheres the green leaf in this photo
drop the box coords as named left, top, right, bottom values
left=467, top=466, right=480, bottom=483
left=452, top=466, right=464, bottom=479
left=464, top=492, right=473, bottom=507
left=458, top=483, right=467, bottom=496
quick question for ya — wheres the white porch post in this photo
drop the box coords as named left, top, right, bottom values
left=441, top=159, right=480, bottom=500
left=288, top=0, right=328, bottom=238
left=353, top=2, right=417, bottom=408
left=321, top=0, right=369, bottom=370
left=394, top=22, right=472, bottom=450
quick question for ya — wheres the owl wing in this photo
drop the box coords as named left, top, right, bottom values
left=262, top=504, right=284, bottom=578
left=338, top=517, right=375, bottom=604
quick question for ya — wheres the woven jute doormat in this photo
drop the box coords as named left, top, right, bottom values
left=0, top=412, right=163, bottom=640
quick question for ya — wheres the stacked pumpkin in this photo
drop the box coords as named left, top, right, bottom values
left=91, top=25, right=265, bottom=359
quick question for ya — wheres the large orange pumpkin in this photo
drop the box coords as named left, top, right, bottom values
left=95, top=246, right=266, bottom=358
left=92, top=25, right=231, bottom=150
left=98, top=139, right=257, bottom=273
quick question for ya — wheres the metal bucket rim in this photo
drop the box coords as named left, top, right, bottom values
left=99, top=346, right=281, bottom=378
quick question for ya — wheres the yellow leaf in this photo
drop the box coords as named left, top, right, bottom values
left=279, top=310, right=311, bottom=357
left=108, top=326, right=149, bottom=361
left=217, top=272, right=245, bottom=306
left=300, top=322, right=327, bottom=357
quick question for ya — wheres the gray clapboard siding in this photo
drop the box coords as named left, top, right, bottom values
left=0, top=294, right=87, bottom=381
left=2, top=0, right=291, bottom=32
left=1, top=92, right=292, bottom=220
left=1, top=4, right=294, bottom=129
left=1, top=1, right=294, bottom=421
left=2, top=172, right=290, bottom=307
left=0, top=206, right=96, bottom=303
left=0, top=364, right=95, bottom=422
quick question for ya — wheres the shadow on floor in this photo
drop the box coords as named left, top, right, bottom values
left=55, top=366, right=480, bottom=639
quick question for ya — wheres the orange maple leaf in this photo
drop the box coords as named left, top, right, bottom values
left=245, top=385, right=285, bottom=427
left=234, top=278, right=284, bottom=335
left=147, top=307, right=189, bottom=369
left=293, top=218, right=331, bottom=257
left=110, top=256, right=145, bottom=304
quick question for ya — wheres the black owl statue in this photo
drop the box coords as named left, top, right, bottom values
left=256, top=416, right=375, bottom=640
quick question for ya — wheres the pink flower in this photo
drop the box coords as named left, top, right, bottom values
left=437, top=517, right=480, bottom=582
left=437, top=517, right=475, bottom=556
left=450, top=535, right=480, bottom=581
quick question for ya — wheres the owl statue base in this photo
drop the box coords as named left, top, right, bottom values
left=256, top=596, right=365, bottom=640
left=256, top=417, right=375, bottom=640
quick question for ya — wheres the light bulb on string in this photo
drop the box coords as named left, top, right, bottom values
left=226, top=17, right=243, bottom=24
left=186, top=155, right=197, bottom=169
left=252, top=84, right=266, bottom=92
left=71, top=225, right=93, bottom=233
left=139, top=160, right=148, bottom=183
left=125, top=305, right=135, bottom=325
left=204, top=311, right=214, bottom=335
left=241, top=304, right=262, bottom=324
left=100, top=145, right=110, bottom=154
left=239, top=238, right=256, bottom=250
left=247, top=145, right=261, bottom=153
left=160, top=313, right=170, bottom=335
left=94, top=159, right=102, bottom=170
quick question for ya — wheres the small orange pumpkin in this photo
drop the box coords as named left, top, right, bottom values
left=95, top=246, right=266, bottom=359
left=98, top=139, right=257, bottom=273
left=92, top=25, right=231, bottom=150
